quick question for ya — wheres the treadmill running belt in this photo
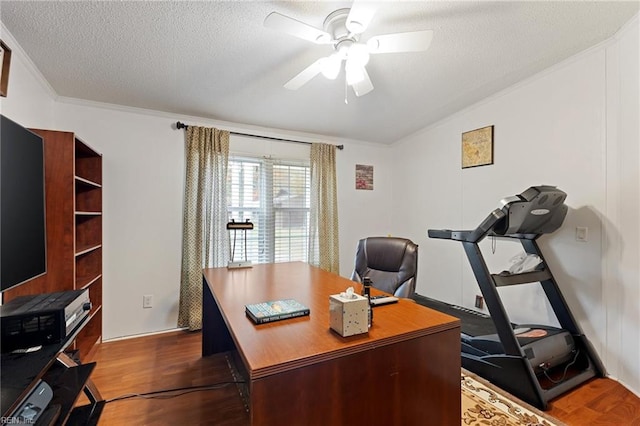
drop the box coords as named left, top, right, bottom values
left=413, top=294, right=500, bottom=337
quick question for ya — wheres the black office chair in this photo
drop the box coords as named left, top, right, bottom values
left=351, top=237, right=418, bottom=298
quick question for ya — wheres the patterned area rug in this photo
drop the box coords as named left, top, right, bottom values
left=461, top=370, right=566, bottom=426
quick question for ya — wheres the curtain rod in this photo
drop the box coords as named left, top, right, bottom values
left=175, top=121, right=344, bottom=150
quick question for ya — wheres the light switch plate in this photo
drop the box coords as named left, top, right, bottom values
left=576, top=227, right=588, bottom=242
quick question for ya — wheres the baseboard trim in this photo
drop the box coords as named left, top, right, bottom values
left=103, top=327, right=189, bottom=342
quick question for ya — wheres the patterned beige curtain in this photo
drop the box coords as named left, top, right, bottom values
left=309, top=143, right=340, bottom=273
left=178, top=126, right=230, bottom=331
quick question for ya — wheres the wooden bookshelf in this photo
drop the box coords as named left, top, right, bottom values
left=3, top=129, right=103, bottom=361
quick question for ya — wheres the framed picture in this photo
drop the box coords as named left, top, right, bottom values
left=0, top=40, right=11, bottom=97
left=355, top=164, right=373, bottom=190
left=462, top=125, right=494, bottom=169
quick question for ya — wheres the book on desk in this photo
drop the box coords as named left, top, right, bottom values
left=245, top=299, right=310, bottom=324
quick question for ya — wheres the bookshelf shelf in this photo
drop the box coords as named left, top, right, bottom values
left=3, top=129, right=103, bottom=362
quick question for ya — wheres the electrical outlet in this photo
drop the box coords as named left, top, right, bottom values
left=143, top=294, right=153, bottom=309
left=576, top=226, right=588, bottom=242
left=475, top=295, right=484, bottom=309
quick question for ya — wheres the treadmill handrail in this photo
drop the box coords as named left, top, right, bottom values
left=427, top=229, right=454, bottom=240
left=428, top=208, right=505, bottom=243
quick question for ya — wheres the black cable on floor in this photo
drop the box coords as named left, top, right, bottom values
left=542, top=349, right=580, bottom=384
left=105, top=381, right=246, bottom=404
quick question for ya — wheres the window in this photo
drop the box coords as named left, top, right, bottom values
left=227, top=156, right=310, bottom=264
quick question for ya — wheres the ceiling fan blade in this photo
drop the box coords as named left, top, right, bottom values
left=351, top=67, right=374, bottom=97
left=346, top=1, right=377, bottom=34
left=264, top=12, right=332, bottom=44
left=284, top=58, right=325, bottom=90
left=367, top=30, right=434, bottom=54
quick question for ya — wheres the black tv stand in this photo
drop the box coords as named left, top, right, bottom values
left=1, top=315, right=104, bottom=425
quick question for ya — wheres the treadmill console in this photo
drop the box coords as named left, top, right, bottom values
left=493, top=185, right=568, bottom=236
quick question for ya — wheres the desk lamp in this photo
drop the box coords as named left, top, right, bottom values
left=227, top=219, right=254, bottom=269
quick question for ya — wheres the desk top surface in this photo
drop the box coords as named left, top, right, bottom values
left=203, top=262, right=459, bottom=379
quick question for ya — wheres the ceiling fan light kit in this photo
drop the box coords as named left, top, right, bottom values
left=345, top=62, right=365, bottom=85
left=264, top=2, right=433, bottom=98
left=348, top=43, right=370, bottom=66
left=320, top=54, right=342, bottom=80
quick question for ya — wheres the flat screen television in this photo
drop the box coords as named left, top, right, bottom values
left=1, top=115, right=47, bottom=293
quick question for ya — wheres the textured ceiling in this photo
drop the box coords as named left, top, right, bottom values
left=1, top=1, right=638, bottom=144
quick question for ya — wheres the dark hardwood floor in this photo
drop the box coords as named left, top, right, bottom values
left=85, top=330, right=640, bottom=425
left=84, top=330, right=249, bottom=425
left=546, top=374, right=640, bottom=425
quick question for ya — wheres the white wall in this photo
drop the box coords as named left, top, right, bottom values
left=603, top=15, right=640, bottom=395
left=0, top=23, right=54, bottom=128
left=0, top=20, right=393, bottom=339
left=336, top=141, right=394, bottom=275
left=391, top=15, right=639, bottom=395
left=51, top=101, right=392, bottom=339
left=2, top=12, right=637, bottom=395
left=395, top=47, right=607, bottom=329
left=54, top=104, right=186, bottom=339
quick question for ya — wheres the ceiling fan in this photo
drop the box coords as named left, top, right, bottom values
left=264, top=2, right=433, bottom=98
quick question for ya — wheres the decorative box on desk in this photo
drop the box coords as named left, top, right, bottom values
left=329, top=292, right=369, bottom=337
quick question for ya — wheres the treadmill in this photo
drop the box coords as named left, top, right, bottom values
left=427, top=185, right=605, bottom=410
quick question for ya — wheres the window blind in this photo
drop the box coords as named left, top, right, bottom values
left=227, top=156, right=310, bottom=264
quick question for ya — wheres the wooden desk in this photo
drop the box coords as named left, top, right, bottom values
left=202, top=262, right=460, bottom=425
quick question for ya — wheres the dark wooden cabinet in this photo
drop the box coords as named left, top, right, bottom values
left=3, top=129, right=103, bottom=361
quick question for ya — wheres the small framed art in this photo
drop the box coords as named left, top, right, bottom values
left=0, top=40, right=12, bottom=97
left=462, top=125, right=493, bottom=169
left=355, top=164, right=373, bottom=190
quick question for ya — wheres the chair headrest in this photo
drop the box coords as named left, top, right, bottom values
left=362, top=237, right=417, bottom=272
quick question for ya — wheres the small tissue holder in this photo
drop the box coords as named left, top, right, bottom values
left=329, top=287, right=369, bottom=337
